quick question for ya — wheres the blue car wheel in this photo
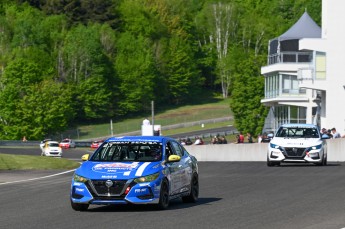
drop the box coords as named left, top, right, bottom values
left=182, top=173, right=199, bottom=203
left=157, top=179, right=169, bottom=210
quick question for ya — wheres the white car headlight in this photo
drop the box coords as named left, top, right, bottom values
left=306, top=144, right=322, bottom=151
left=270, top=143, right=282, bottom=150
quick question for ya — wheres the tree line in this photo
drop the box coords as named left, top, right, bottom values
left=0, top=0, right=320, bottom=140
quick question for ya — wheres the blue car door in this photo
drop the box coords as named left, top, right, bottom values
left=166, top=141, right=191, bottom=195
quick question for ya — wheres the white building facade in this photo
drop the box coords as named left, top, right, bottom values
left=261, top=0, right=345, bottom=135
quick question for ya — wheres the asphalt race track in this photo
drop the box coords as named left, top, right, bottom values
left=1, top=147, right=345, bottom=229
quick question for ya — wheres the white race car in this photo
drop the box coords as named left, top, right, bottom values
left=267, top=124, right=329, bottom=166
left=41, top=141, right=63, bottom=157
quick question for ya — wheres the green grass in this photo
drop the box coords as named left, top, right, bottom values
left=0, top=153, right=80, bottom=170
left=66, top=98, right=233, bottom=140
left=163, top=121, right=232, bottom=135
left=162, top=121, right=239, bottom=143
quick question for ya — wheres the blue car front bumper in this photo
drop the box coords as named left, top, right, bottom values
left=70, top=178, right=162, bottom=205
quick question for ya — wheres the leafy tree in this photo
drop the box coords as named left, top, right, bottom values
left=0, top=59, right=68, bottom=140
left=195, top=41, right=217, bottom=90
left=62, top=24, right=118, bottom=121
left=62, top=24, right=104, bottom=83
left=143, top=0, right=204, bottom=104
left=1, top=58, right=43, bottom=89
left=229, top=50, right=268, bottom=137
left=195, top=1, right=239, bottom=98
left=74, top=75, right=115, bottom=121
left=160, top=36, right=203, bottom=104
left=16, top=80, right=75, bottom=140
left=0, top=83, right=21, bottom=139
left=118, top=0, right=167, bottom=39
left=22, top=0, right=121, bottom=29
left=99, top=24, right=117, bottom=58
left=8, top=4, right=47, bottom=49
left=1, top=4, right=61, bottom=77
left=115, top=32, right=157, bottom=114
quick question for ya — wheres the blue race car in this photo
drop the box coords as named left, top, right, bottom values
left=70, top=136, right=199, bottom=211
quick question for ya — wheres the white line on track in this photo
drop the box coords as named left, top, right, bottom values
left=0, top=169, right=76, bottom=185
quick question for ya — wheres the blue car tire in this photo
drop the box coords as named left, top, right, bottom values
left=182, top=173, right=199, bottom=203
left=157, top=179, right=169, bottom=210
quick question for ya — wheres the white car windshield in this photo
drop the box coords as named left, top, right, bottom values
left=49, top=143, right=60, bottom=147
left=275, top=126, right=320, bottom=138
left=91, top=142, right=162, bottom=162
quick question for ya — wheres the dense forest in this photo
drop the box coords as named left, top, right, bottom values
left=0, top=0, right=321, bottom=140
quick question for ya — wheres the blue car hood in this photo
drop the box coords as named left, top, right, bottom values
left=76, top=161, right=162, bottom=180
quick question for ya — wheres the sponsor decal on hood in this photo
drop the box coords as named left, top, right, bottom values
left=271, top=138, right=321, bottom=147
left=77, top=161, right=162, bottom=179
left=92, top=162, right=140, bottom=173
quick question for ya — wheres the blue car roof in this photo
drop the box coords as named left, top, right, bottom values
left=104, top=136, right=174, bottom=143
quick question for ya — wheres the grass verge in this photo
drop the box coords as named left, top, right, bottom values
left=65, top=98, right=233, bottom=140
left=163, top=121, right=233, bottom=136
left=0, top=153, right=80, bottom=170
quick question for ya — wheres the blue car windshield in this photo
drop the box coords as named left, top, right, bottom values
left=275, top=127, right=320, bottom=138
left=90, top=142, right=162, bottom=162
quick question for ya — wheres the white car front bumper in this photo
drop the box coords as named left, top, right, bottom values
left=268, top=148, right=324, bottom=163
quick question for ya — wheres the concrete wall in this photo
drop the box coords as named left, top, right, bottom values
left=327, top=138, right=345, bottom=161
left=185, top=138, right=345, bottom=162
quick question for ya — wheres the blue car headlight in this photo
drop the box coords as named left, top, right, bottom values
left=134, top=173, right=159, bottom=183
left=73, top=174, right=88, bottom=183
